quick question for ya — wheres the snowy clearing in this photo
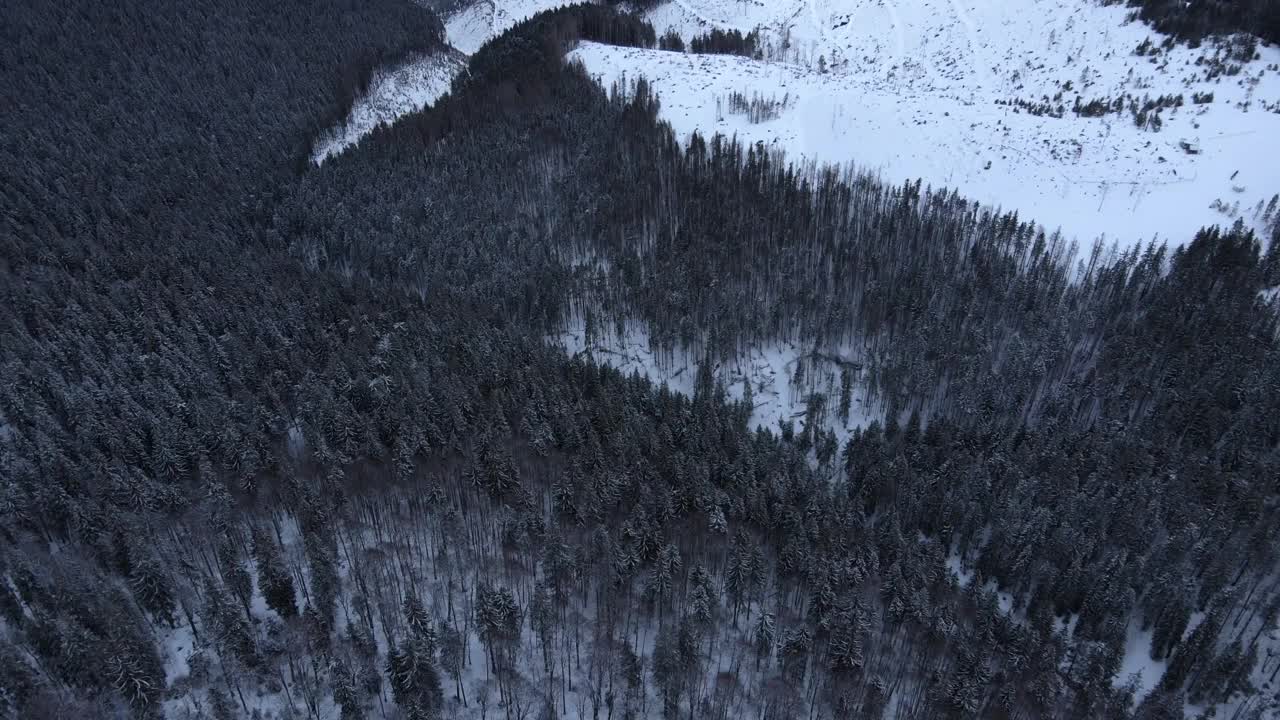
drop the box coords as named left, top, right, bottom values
left=570, top=0, right=1280, bottom=249
left=554, top=318, right=882, bottom=448
left=1115, top=617, right=1172, bottom=702
left=312, top=51, right=466, bottom=164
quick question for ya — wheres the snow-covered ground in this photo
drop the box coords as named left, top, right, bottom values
left=554, top=318, right=882, bottom=447
left=569, top=0, right=1280, bottom=248
left=312, top=51, right=466, bottom=164
left=306, top=0, right=1280, bottom=245
left=1205, top=608, right=1280, bottom=720
left=310, top=0, right=571, bottom=162
left=335, top=0, right=1280, bottom=249
left=445, top=0, right=574, bottom=54
left=1115, top=616, right=1173, bottom=702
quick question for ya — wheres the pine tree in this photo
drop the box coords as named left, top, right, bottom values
left=753, top=611, right=775, bottom=670
left=217, top=539, right=254, bottom=622
left=439, top=623, right=467, bottom=704
left=253, top=524, right=297, bottom=619
left=838, top=367, right=854, bottom=423
left=475, top=583, right=521, bottom=699
left=206, top=580, right=261, bottom=669
left=387, top=639, right=444, bottom=720
left=128, top=554, right=176, bottom=626
left=827, top=606, right=866, bottom=674
left=779, top=627, right=811, bottom=685
left=331, top=657, right=364, bottom=720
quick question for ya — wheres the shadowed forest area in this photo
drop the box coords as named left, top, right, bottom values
left=1, top=1, right=1278, bottom=719
left=1113, top=0, right=1280, bottom=47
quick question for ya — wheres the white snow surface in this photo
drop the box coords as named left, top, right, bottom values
left=446, top=0, right=575, bottom=54
left=568, top=0, right=1280, bottom=248
left=1115, top=617, right=1170, bottom=702
left=312, top=52, right=466, bottom=164
left=555, top=318, right=882, bottom=445
left=311, top=0, right=573, bottom=162
left=159, top=623, right=195, bottom=686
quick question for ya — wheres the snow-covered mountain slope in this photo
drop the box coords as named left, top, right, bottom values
left=312, top=51, right=466, bottom=164
left=445, top=0, right=574, bottom=54
left=569, top=0, right=1280, bottom=248
left=310, top=0, right=569, bottom=159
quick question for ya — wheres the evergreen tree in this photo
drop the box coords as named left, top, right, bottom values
left=253, top=524, right=297, bottom=619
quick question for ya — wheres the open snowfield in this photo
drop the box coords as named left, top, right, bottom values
left=569, top=0, right=1280, bottom=249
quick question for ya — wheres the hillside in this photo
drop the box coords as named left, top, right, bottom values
left=3, top=2, right=1278, bottom=720
left=601, top=0, right=1280, bottom=248
left=314, top=50, right=468, bottom=164
left=426, top=0, right=1280, bottom=248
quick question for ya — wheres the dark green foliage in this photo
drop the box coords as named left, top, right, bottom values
left=0, top=639, right=40, bottom=720
left=652, top=617, right=702, bottom=718
left=779, top=627, right=812, bottom=685
left=475, top=584, right=522, bottom=666
left=0, top=0, right=444, bottom=538
left=252, top=525, right=297, bottom=619
left=689, top=28, right=761, bottom=57
left=217, top=541, right=254, bottom=622
left=1114, top=0, right=1280, bottom=46
left=6, top=551, right=164, bottom=713
left=659, top=29, right=686, bottom=51
left=331, top=657, right=365, bottom=720
left=1150, top=594, right=1191, bottom=660
left=387, top=641, right=445, bottom=720
left=438, top=623, right=466, bottom=702
left=753, top=612, right=775, bottom=668
left=205, top=580, right=261, bottom=670
left=128, top=554, right=177, bottom=627
left=1133, top=688, right=1187, bottom=720
left=305, top=531, right=340, bottom=641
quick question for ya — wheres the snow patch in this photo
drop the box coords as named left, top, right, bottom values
left=160, top=623, right=196, bottom=685
left=312, top=52, right=466, bottom=164
left=553, top=317, right=882, bottom=443
left=1115, top=618, right=1169, bottom=702
left=945, top=550, right=974, bottom=588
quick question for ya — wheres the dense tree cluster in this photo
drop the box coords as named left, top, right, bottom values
left=1, top=0, right=443, bottom=260
left=1112, top=0, right=1280, bottom=46
left=2, top=0, right=1278, bottom=719
left=722, top=91, right=790, bottom=123
left=689, top=28, right=762, bottom=57
left=659, top=29, right=687, bottom=52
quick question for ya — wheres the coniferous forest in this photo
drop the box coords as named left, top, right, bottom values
left=1114, top=0, right=1280, bottom=46
left=2, top=0, right=1279, bottom=719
